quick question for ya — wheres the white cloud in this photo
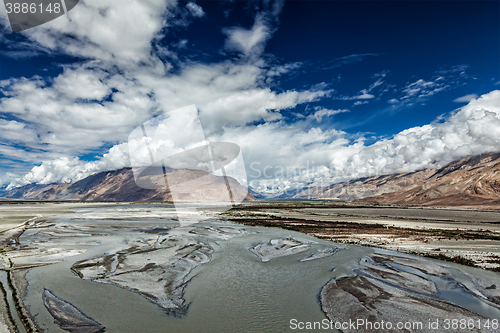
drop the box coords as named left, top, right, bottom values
left=337, top=77, right=386, bottom=102
left=53, top=66, right=112, bottom=100
left=7, top=142, right=130, bottom=189
left=21, top=0, right=172, bottom=66
left=0, top=67, right=156, bottom=157
left=222, top=1, right=284, bottom=58
left=186, top=2, right=205, bottom=18
left=266, top=62, right=302, bottom=78
left=2, top=1, right=499, bottom=197
left=453, top=93, right=478, bottom=103
left=0, top=119, right=38, bottom=143
left=1, top=1, right=335, bottom=189
left=398, top=66, right=470, bottom=103
left=401, top=79, right=447, bottom=99
left=308, top=108, right=349, bottom=122
left=223, top=14, right=273, bottom=57
left=0, top=55, right=330, bottom=165
left=357, top=90, right=375, bottom=100
left=336, top=66, right=466, bottom=107
left=230, top=90, right=500, bottom=191
left=10, top=90, right=500, bottom=193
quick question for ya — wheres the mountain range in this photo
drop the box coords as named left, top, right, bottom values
left=2, top=153, right=500, bottom=208
left=294, top=152, right=500, bottom=209
left=1, top=167, right=254, bottom=202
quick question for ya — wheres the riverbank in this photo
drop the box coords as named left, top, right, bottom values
left=222, top=202, right=500, bottom=271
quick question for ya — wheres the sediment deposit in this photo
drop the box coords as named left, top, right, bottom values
left=321, top=253, right=499, bottom=333
left=42, top=289, right=105, bottom=333
left=300, top=247, right=345, bottom=262
left=71, top=236, right=212, bottom=316
left=249, top=237, right=312, bottom=262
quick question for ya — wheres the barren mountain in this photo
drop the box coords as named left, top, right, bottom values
left=359, top=153, right=500, bottom=208
left=294, top=168, right=436, bottom=201
left=295, top=152, right=500, bottom=209
left=2, top=168, right=254, bottom=202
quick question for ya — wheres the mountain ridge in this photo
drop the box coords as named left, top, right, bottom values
left=358, top=152, right=500, bottom=208
left=294, top=152, right=500, bottom=209
left=1, top=167, right=255, bottom=202
left=293, top=168, right=437, bottom=201
left=5, top=153, right=500, bottom=208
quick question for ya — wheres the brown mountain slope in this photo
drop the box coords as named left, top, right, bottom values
left=2, top=183, right=69, bottom=200
left=294, top=168, right=436, bottom=201
left=358, top=153, right=500, bottom=208
left=2, top=168, right=254, bottom=202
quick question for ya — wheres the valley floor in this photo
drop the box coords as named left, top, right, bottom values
left=223, top=201, right=500, bottom=271
left=0, top=201, right=499, bottom=333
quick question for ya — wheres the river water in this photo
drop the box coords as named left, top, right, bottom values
left=11, top=204, right=500, bottom=332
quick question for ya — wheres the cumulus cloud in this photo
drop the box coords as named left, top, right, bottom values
left=21, top=0, right=171, bottom=66
left=7, top=141, right=131, bottom=189
left=0, top=53, right=330, bottom=174
left=9, top=90, right=500, bottom=193
left=1, top=1, right=336, bottom=189
left=2, top=1, right=499, bottom=197
left=52, top=66, right=112, bottom=100
left=362, top=90, right=500, bottom=170
left=0, top=0, right=334, bottom=157
left=243, top=90, right=500, bottom=192
left=0, top=67, right=156, bottom=157
left=453, top=93, right=478, bottom=103
left=215, top=90, right=500, bottom=193
left=0, top=60, right=332, bottom=186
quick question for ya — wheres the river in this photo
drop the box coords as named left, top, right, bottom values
left=4, top=204, right=499, bottom=332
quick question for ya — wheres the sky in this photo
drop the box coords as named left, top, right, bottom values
left=0, top=0, right=499, bottom=196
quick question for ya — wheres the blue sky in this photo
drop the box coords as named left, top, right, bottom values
left=167, top=1, right=499, bottom=131
left=0, top=0, right=499, bottom=194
